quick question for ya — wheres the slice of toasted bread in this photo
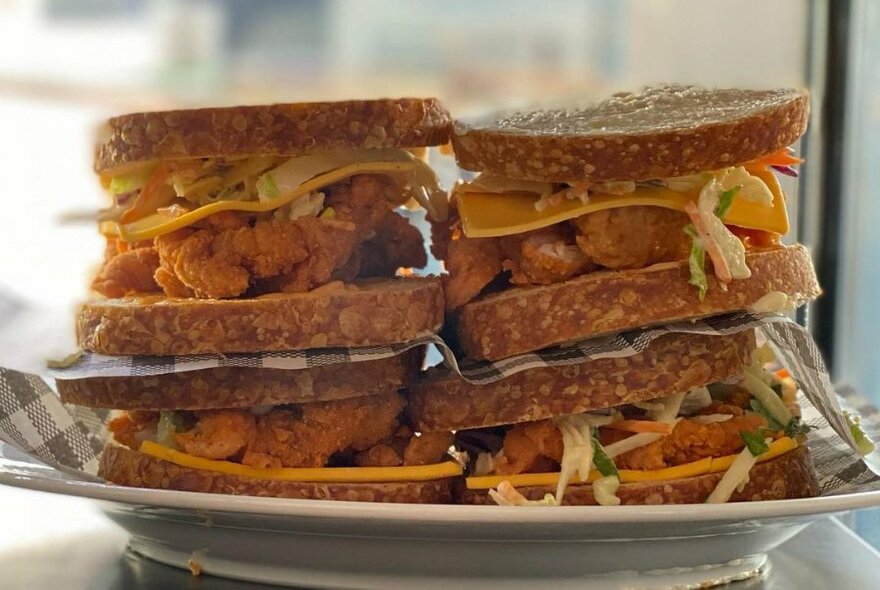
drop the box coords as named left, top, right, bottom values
left=459, top=445, right=818, bottom=505
left=99, top=445, right=455, bottom=503
left=95, top=98, right=452, bottom=173
left=455, top=245, right=819, bottom=361
left=452, top=86, right=808, bottom=183
left=78, top=277, right=443, bottom=356
left=408, top=332, right=754, bottom=432
left=58, top=348, right=422, bottom=410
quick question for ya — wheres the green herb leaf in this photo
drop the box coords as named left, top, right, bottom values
left=683, top=224, right=708, bottom=301
left=715, top=185, right=741, bottom=218
left=845, top=411, right=876, bottom=456
left=750, top=399, right=785, bottom=431
left=592, top=437, right=618, bottom=477
left=740, top=430, right=770, bottom=456
left=784, top=416, right=814, bottom=438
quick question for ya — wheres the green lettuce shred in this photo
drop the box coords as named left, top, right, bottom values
left=591, top=437, right=618, bottom=477
left=715, top=185, right=741, bottom=219
left=845, top=411, right=876, bottom=456
left=740, top=430, right=770, bottom=456
left=683, top=224, right=708, bottom=300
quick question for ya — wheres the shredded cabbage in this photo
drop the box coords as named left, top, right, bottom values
left=109, top=165, right=156, bottom=195
left=696, top=177, right=751, bottom=280
left=683, top=224, right=708, bottom=300
left=717, top=166, right=774, bottom=206
left=678, top=386, right=713, bottom=415
left=742, top=368, right=793, bottom=427
left=593, top=475, right=621, bottom=506
left=706, top=443, right=761, bottom=503
left=845, top=412, right=876, bottom=456
left=156, top=411, right=184, bottom=448
left=489, top=481, right=559, bottom=506
left=603, top=392, right=685, bottom=458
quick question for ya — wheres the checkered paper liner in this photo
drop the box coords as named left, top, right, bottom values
left=2, top=312, right=879, bottom=488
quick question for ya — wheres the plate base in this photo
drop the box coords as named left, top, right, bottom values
left=130, top=537, right=767, bottom=590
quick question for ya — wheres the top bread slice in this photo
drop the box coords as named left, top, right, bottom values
left=452, top=86, right=808, bottom=183
left=454, top=245, right=819, bottom=361
left=77, top=277, right=443, bottom=355
left=95, top=98, right=452, bottom=173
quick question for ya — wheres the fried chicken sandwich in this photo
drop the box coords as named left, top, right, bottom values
left=409, top=332, right=819, bottom=505
left=62, top=99, right=462, bottom=502
left=408, top=86, right=824, bottom=505
left=437, top=86, right=821, bottom=360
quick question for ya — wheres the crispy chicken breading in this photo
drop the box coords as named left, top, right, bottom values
left=572, top=206, right=691, bottom=269
left=500, top=226, right=596, bottom=286
left=356, top=210, right=428, bottom=277
left=403, top=431, right=454, bottom=466
left=91, top=246, right=161, bottom=297
left=493, top=420, right=563, bottom=475
left=241, top=392, right=405, bottom=469
left=442, top=237, right=505, bottom=310
left=98, top=174, right=426, bottom=299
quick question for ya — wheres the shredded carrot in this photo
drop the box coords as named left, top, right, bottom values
left=751, top=148, right=804, bottom=168
left=605, top=420, right=673, bottom=435
left=120, top=163, right=174, bottom=223
left=775, top=368, right=791, bottom=379
left=684, top=200, right=732, bottom=282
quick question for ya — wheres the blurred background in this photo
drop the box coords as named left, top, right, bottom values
left=0, top=0, right=876, bottom=401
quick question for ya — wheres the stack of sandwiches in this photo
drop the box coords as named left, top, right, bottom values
left=414, top=85, right=822, bottom=505
left=62, top=86, right=826, bottom=506
left=57, top=99, right=464, bottom=503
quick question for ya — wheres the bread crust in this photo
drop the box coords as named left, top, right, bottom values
left=99, top=445, right=455, bottom=503
left=57, top=348, right=422, bottom=410
left=95, top=98, right=452, bottom=173
left=77, top=277, right=443, bottom=355
left=452, top=86, right=809, bottom=183
left=459, top=445, right=818, bottom=505
left=456, top=245, right=819, bottom=361
left=408, top=332, right=754, bottom=432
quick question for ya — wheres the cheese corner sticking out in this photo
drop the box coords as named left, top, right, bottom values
left=455, top=168, right=789, bottom=238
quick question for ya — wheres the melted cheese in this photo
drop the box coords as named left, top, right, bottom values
left=465, top=437, right=797, bottom=490
left=456, top=168, right=788, bottom=238
left=139, top=441, right=462, bottom=482
left=101, top=149, right=446, bottom=241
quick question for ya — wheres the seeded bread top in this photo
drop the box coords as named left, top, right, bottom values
left=452, top=86, right=809, bottom=183
left=95, top=98, right=452, bottom=173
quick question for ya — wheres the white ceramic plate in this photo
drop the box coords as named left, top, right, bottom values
left=4, top=442, right=880, bottom=590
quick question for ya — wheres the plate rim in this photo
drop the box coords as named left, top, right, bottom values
left=3, top=462, right=880, bottom=525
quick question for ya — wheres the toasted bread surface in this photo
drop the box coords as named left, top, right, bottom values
left=456, top=245, right=819, bottom=361
left=77, top=277, right=443, bottom=355
left=459, top=445, right=818, bottom=505
left=99, top=445, right=454, bottom=503
left=95, top=98, right=452, bottom=173
left=58, top=348, right=422, bottom=410
left=452, top=86, right=808, bottom=183
left=408, top=332, right=754, bottom=432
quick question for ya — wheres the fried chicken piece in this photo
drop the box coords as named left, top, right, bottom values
left=92, top=246, right=162, bottom=297
left=274, top=218, right=360, bottom=293
left=357, top=210, right=428, bottom=277
left=572, top=206, right=691, bottom=269
left=154, top=214, right=359, bottom=298
left=494, top=420, right=564, bottom=475
left=108, top=411, right=159, bottom=450
left=611, top=413, right=768, bottom=471
left=175, top=410, right=257, bottom=460
left=354, top=443, right=403, bottom=467
left=443, top=237, right=505, bottom=310
left=403, top=431, right=453, bottom=466
left=241, top=392, right=405, bottom=469
left=325, top=174, right=399, bottom=238
left=500, top=225, right=596, bottom=285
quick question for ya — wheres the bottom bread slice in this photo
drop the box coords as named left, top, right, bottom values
left=99, top=445, right=455, bottom=504
left=459, top=445, right=819, bottom=505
